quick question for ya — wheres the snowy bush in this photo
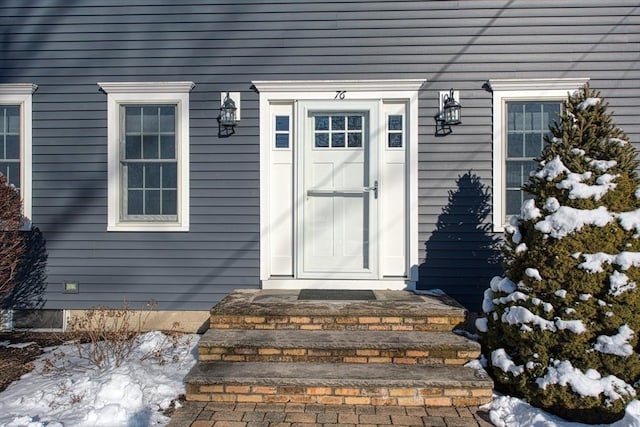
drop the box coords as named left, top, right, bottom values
left=478, top=84, right=640, bottom=423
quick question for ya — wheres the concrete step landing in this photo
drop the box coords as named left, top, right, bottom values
left=209, top=289, right=467, bottom=332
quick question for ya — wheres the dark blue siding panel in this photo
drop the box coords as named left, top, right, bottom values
left=1, top=0, right=638, bottom=311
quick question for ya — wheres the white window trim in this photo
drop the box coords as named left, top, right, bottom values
left=0, top=83, right=37, bottom=227
left=252, top=79, right=424, bottom=287
left=98, top=81, right=194, bottom=232
left=489, top=78, right=589, bottom=232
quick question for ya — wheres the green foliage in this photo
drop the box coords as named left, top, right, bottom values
left=479, top=84, right=640, bottom=424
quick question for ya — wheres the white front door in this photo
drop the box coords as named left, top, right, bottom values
left=297, top=100, right=379, bottom=279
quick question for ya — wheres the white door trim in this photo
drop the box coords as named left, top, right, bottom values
left=254, top=79, right=424, bottom=290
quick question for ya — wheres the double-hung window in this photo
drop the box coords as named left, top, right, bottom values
left=98, top=82, right=194, bottom=231
left=489, top=78, right=589, bottom=232
left=0, top=83, right=36, bottom=224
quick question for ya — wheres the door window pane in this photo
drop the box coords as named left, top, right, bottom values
left=387, top=115, right=403, bottom=148
left=332, top=133, right=345, bottom=147
left=348, top=116, right=362, bottom=130
left=275, top=115, right=289, bottom=131
left=348, top=133, right=362, bottom=148
left=274, top=115, right=290, bottom=149
left=315, top=116, right=329, bottom=131
left=315, top=133, right=329, bottom=148
left=388, top=133, right=403, bottom=148
left=313, top=114, right=365, bottom=149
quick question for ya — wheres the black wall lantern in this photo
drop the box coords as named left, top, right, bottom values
left=435, top=88, right=462, bottom=136
left=218, top=91, right=239, bottom=137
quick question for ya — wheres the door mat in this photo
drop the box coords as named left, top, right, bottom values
left=297, top=289, right=376, bottom=301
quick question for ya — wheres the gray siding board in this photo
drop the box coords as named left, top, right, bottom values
left=9, top=52, right=640, bottom=69
left=3, top=0, right=638, bottom=312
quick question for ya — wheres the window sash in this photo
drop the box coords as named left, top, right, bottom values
left=0, top=105, right=21, bottom=191
left=504, top=100, right=561, bottom=217
left=119, top=104, right=178, bottom=221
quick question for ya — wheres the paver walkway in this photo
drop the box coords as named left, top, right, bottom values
left=167, top=401, right=494, bottom=426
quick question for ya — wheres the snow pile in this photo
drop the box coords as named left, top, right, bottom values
left=0, top=331, right=199, bottom=427
left=487, top=395, right=640, bottom=427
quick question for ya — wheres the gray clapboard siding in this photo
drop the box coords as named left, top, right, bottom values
left=1, top=0, right=638, bottom=312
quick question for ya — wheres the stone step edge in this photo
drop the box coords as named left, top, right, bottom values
left=185, top=361, right=492, bottom=407
left=210, top=314, right=465, bottom=331
left=186, top=382, right=493, bottom=407
left=197, top=329, right=480, bottom=365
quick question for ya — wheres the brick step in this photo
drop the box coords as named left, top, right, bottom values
left=210, top=290, right=466, bottom=332
left=198, top=329, right=480, bottom=365
left=185, top=362, right=493, bottom=407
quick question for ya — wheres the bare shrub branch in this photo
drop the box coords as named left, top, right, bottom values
left=0, top=173, right=25, bottom=303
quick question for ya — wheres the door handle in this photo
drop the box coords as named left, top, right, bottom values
left=364, top=180, right=378, bottom=198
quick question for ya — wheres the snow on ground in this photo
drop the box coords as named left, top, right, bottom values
left=487, top=395, right=640, bottom=427
left=0, top=331, right=199, bottom=427
left=2, top=332, right=640, bottom=426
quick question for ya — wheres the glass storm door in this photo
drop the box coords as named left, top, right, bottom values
left=297, top=101, right=379, bottom=279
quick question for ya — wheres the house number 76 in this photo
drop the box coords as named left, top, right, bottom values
left=335, top=91, right=347, bottom=99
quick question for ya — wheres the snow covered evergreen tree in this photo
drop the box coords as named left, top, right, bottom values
left=478, top=84, right=640, bottom=423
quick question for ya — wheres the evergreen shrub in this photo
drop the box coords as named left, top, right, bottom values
left=478, top=84, right=640, bottom=423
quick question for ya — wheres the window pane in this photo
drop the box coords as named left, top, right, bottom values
left=5, top=106, right=20, bottom=133
left=160, top=135, right=175, bottom=159
left=315, top=133, right=329, bottom=147
left=348, top=133, right=362, bottom=148
left=128, top=189, right=143, bottom=215
left=544, top=103, right=561, bottom=124
left=1, top=162, right=20, bottom=189
left=332, top=133, right=345, bottom=147
left=507, top=133, right=524, bottom=157
left=142, top=107, right=159, bottom=133
left=506, top=190, right=523, bottom=216
left=5, top=134, right=20, bottom=159
left=388, top=133, right=403, bottom=148
left=524, top=133, right=544, bottom=157
left=125, top=135, right=142, bottom=159
left=507, top=103, right=524, bottom=131
left=388, top=115, right=403, bottom=131
left=162, top=190, right=177, bottom=215
left=162, top=163, right=177, bottom=188
left=145, top=164, right=161, bottom=188
left=125, top=107, right=142, bottom=133
left=315, top=116, right=329, bottom=131
left=145, top=190, right=160, bottom=214
left=159, top=106, right=175, bottom=132
left=506, top=160, right=536, bottom=187
left=331, top=116, right=345, bottom=130
left=127, top=163, right=143, bottom=188
left=275, top=134, right=289, bottom=149
left=142, top=135, right=159, bottom=159
left=275, top=115, right=289, bottom=132
left=348, top=116, right=362, bottom=130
